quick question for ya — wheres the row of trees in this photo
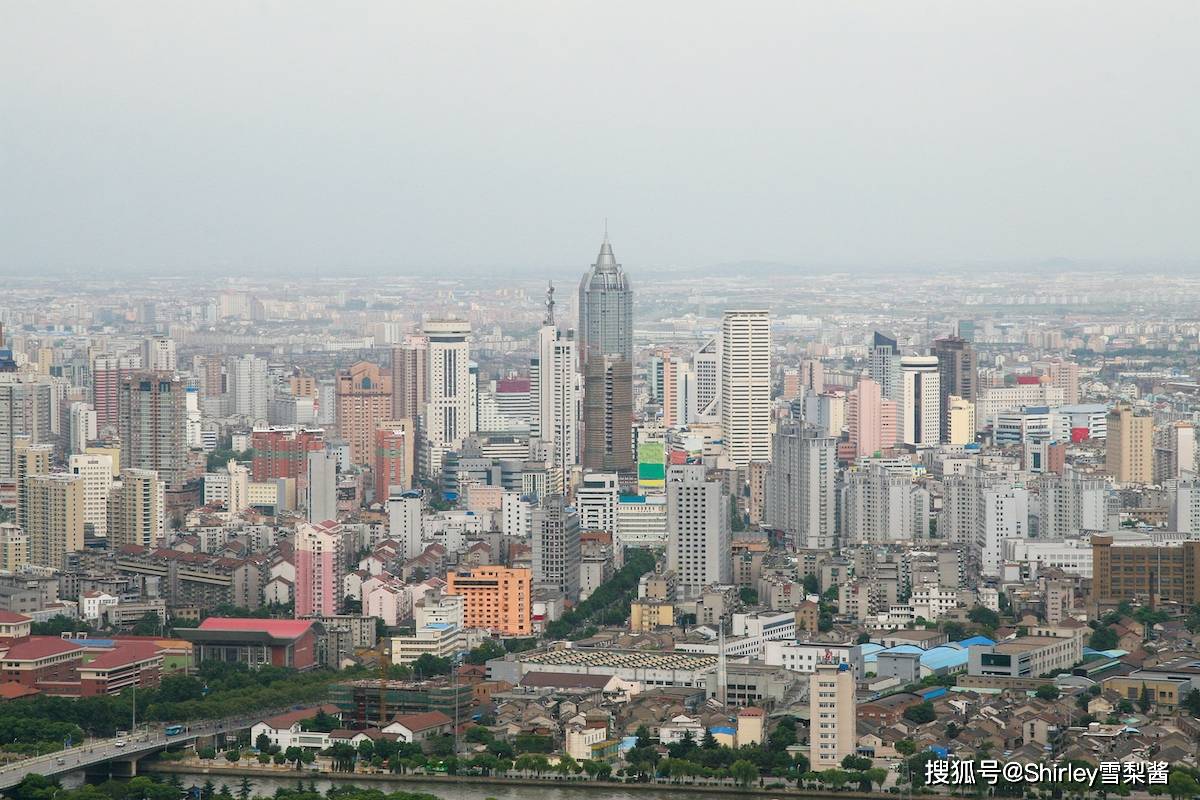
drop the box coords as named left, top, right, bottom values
left=10, top=776, right=440, bottom=800
left=544, top=548, right=656, bottom=639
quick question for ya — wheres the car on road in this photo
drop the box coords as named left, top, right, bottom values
left=114, top=740, right=127, bottom=748
left=165, top=725, right=184, bottom=736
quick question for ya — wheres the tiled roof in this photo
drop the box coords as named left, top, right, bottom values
left=388, top=711, right=452, bottom=732
left=198, top=617, right=314, bottom=638
left=3, top=637, right=84, bottom=661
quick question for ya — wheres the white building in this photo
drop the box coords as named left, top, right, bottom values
left=666, top=464, right=731, bottom=599
left=899, top=355, right=940, bottom=447
left=691, top=337, right=720, bottom=424
left=530, top=311, right=578, bottom=487
left=306, top=450, right=338, bottom=523
left=228, top=354, right=269, bottom=422
left=1002, top=538, right=1093, bottom=578
left=762, top=641, right=865, bottom=678
left=975, top=384, right=1065, bottom=430
left=977, top=485, right=1028, bottom=577
left=423, top=319, right=473, bottom=478
left=80, top=591, right=119, bottom=621
left=576, top=472, right=619, bottom=534
left=841, top=464, right=930, bottom=544
left=720, top=310, right=771, bottom=467
left=616, top=495, right=668, bottom=550
left=68, top=402, right=97, bottom=455
left=387, top=493, right=423, bottom=561
left=765, top=422, right=836, bottom=549
left=501, top=491, right=533, bottom=538
left=1039, top=471, right=1110, bottom=538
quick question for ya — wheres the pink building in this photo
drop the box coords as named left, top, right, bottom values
left=846, top=376, right=897, bottom=458
left=294, top=521, right=344, bottom=618
left=92, top=355, right=140, bottom=434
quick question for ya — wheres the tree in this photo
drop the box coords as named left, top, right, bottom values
left=1035, top=684, right=1061, bottom=701
left=635, top=724, right=652, bottom=749
left=738, top=587, right=758, bottom=606
left=198, top=747, right=217, bottom=760
left=967, top=606, right=1000, bottom=629
left=1183, top=689, right=1200, bottom=717
left=802, top=573, right=820, bottom=595
left=867, top=767, right=889, bottom=792
left=255, top=733, right=272, bottom=752
left=225, top=749, right=240, bottom=762
left=842, top=754, right=872, bottom=771
left=284, top=746, right=304, bottom=770
left=1140, top=684, right=1153, bottom=714
left=942, top=621, right=967, bottom=641
left=1090, top=627, right=1119, bottom=651
left=902, top=702, right=936, bottom=724
left=1168, top=769, right=1200, bottom=800
left=236, top=779, right=253, bottom=800
left=730, top=759, right=759, bottom=787
left=701, top=728, right=718, bottom=750
left=856, top=632, right=871, bottom=644
left=895, top=739, right=917, bottom=757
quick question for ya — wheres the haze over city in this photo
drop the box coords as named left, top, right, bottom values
left=4, top=1, right=1200, bottom=277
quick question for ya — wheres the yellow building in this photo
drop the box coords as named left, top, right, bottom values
left=946, top=395, right=975, bottom=445
left=630, top=599, right=675, bottom=632
left=809, top=662, right=856, bottom=769
left=1106, top=404, right=1153, bottom=484
left=737, top=707, right=765, bottom=746
left=0, top=522, right=29, bottom=572
left=26, top=473, right=84, bottom=568
left=445, top=566, right=532, bottom=636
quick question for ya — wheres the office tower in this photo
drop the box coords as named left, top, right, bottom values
left=1155, top=421, right=1196, bottom=483
left=841, top=464, right=929, bottom=544
left=845, top=376, right=896, bottom=458
left=184, top=387, right=203, bottom=448
left=1091, top=535, right=1200, bottom=605
left=118, top=371, right=188, bottom=489
left=765, top=423, right=836, bottom=549
left=1170, top=480, right=1200, bottom=535
left=0, top=523, right=28, bottom=573
left=666, top=464, right=732, bottom=599
left=867, top=332, right=900, bottom=400
left=532, top=494, right=581, bottom=601
left=800, top=358, right=825, bottom=395
left=576, top=472, right=619, bottom=533
left=391, top=335, right=428, bottom=424
left=899, top=355, right=940, bottom=447
left=26, top=473, right=84, bottom=568
left=976, top=485, right=1028, bottom=577
left=956, top=319, right=976, bottom=342
left=530, top=285, right=579, bottom=485
left=374, top=420, right=414, bottom=501
left=720, top=309, right=772, bottom=467
left=108, top=469, right=165, bottom=549
left=15, top=442, right=52, bottom=529
left=192, top=354, right=225, bottom=399
left=445, top=566, right=532, bottom=635
left=932, top=336, right=977, bottom=443
left=251, top=426, right=325, bottom=486
left=68, top=402, right=96, bottom=455
left=809, top=662, right=856, bottom=769
left=94, top=355, right=142, bottom=430
left=1039, top=358, right=1081, bottom=405
left=494, top=378, right=532, bottom=424
left=295, top=521, right=343, bottom=617
left=387, top=493, right=422, bottom=561
left=141, top=336, right=177, bottom=372
left=69, top=453, right=113, bottom=538
left=692, top=337, right=720, bottom=423
left=651, top=349, right=690, bottom=428
left=228, top=354, right=270, bottom=422
left=578, top=237, right=634, bottom=475
left=0, top=378, right=55, bottom=479
left=1106, top=404, right=1153, bottom=484
left=306, top=450, right=338, bottom=523
left=1039, top=470, right=1110, bottom=538
left=423, top=319, right=472, bottom=477
left=946, top=395, right=975, bottom=445
left=335, top=361, right=393, bottom=466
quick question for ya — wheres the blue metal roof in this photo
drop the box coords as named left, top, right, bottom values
left=920, top=645, right=969, bottom=671
left=710, top=726, right=736, bottom=735
left=957, top=636, right=995, bottom=648
left=67, top=638, right=115, bottom=648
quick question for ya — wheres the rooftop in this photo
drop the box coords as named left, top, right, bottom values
left=518, top=648, right=718, bottom=671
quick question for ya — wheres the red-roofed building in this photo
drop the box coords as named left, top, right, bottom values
left=177, top=617, right=320, bottom=670
left=0, top=612, right=32, bottom=640
left=0, top=681, right=40, bottom=701
left=0, top=637, right=85, bottom=693
left=78, top=641, right=163, bottom=696
left=382, top=710, right=453, bottom=743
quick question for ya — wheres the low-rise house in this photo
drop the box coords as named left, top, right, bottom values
left=251, top=704, right=342, bottom=751
left=383, top=710, right=454, bottom=743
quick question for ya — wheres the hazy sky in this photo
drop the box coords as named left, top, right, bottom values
left=2, top=2, right=1198, bottom=277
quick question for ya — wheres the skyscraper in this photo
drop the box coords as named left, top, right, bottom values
left=933, top=336, right=977, bottom=443
left=720, top=309, right=772, bottom=467
left=374, top=420, right=414, bottom=501
left=845, top=376, right=897, bottom=458
left=228, top=353, right=269, bottom=422
left=92, top=354, right=141, bottom=434
left=335, top=361, right=393, bottom=466
left=1106, top=404, right=1153, bottom=484
left=306, top=450, right=338, bottom=523
left=531, top=284, right=579, bottom=487
left=0, top=378, right=55, bottom=479
left=25, top=473, right=84, bottom=569
left=765, top=423, right=837, bottom=550
left=295, top=520, right=343, bottom=618
left=118, top=371, right=188, bottom=489
left=391, top=335, right=428, bottom=424
left=692, top=337, right=720, bottom=423
left=423, top=319, right=472, bottom=478
left=532, top=495, right=581, bottom=601
left=666, top=464, right=731, bottom=599
left=867, top=332, right=900, bottom=400
left=899, top=355, right=940, bottom=447
left=578, top=237, right=634, bottom=476
left=69, top=453, right=113, bottom=538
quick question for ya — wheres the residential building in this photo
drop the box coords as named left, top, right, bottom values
left=809, top=662, right=856, bottom=769
left=765, top=422, right=836, bottom=549
left=107, top=469, right=166, bottom=549
left=666, top=464, right=731, bottom=599
left=932, top=336, right=977, bottom=443
left=423, top=319, right=473, bottom=477
left=25, top=473, right=84, bottom=569
left=1106, top=404, right=1153, bottom=484
left=374, top=420, right=414, bottom=500
left=295, top=521, right=344, bottom=618
left=445, top=566, right=532, bottom=635
left=720, top=309, right=771, bottom=467
left=69, top=453, right=113, bottom=538
left=532, top=495, right=581, bottom=601
left=336, top=361, right=393, bottom=466
left=117, top=371, right=188, bottom=489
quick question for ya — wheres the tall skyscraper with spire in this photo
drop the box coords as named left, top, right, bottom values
left=531, top=282, right=579, bottom=488
left=578, top=234, right=634, bottom=476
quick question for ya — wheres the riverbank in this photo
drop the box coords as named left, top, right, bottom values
left=142, top=761, right=888, bottom=799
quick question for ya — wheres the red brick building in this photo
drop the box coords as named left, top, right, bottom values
left=251, top=427, right=326, bottom=486
left=0, top=638, right=84, bottom=693
left=179, top=618, right=320, bottom=670
left=79, top=640, right=164, bottom=696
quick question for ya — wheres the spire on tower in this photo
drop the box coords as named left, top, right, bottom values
left=545, top=281, right=555, bottom=326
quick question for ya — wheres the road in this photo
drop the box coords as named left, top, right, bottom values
left=0, top=711, right=277, bottom=790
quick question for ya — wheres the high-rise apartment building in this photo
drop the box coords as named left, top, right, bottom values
left=335, top=361, right=393, bottom=466
left=946, top=395, right=975, bottom=445
left=1039, top=470, right=1110, bottom=538
left=228, top=354, right=269, bottom=422
left=720, top=310, right=771, bottom=467
left=374, top=420, right=414, bottom=501
left=0, top=523, right=28, bottom=573
left=68, top=402, right=97, bottom=455
left=531, top=288, right=578, bottom=486
left=391, top=335, right=428, bottom=424
left=15, top=442, right=52, bottom=530
left=809, top=662, right=856, bottom=769
left=845, top=376, right=897, bottom=458
left=69, top=453, right=113, bottom=538
left=576, top=472, right=619, bottom=534
left=579, top=237, right=634, bottom=476
left=1106, top=404, right=1153, bottom=484
left=532, top=495, right=581, bottom=601
left=765, top=423, right=836, bottom=549
left=666, top=464, right=731, bottom=599
left=933, top=336, right=977, bottom=443
left=0, top=378, right=56, bottom=479
left=142, top=336, right=177, bottom=373
left=295, top=521, right=344, bottom=618
left=423, top=320, right=472, bottom=478
left=868, top=332, right=900, bottom=400
left=976, top=485, right=1028, bottom=577
left=25, top=473, right=84, bottom=569
left=899, top=355, right=940, bottom=447
left=92, top=354, right=140, bottom=434
left=841, top=464, right=930, bottom=544
left=692, top=337, right=720, bottom=423
left=445, top=566, right=532, bottom=636
left=107, top=468, right=165, bottom=549
left=251, top=426, right=325, bottom=485
left=117, top=371, right=188, bottom=489
left=387, top=493, right=422, bottom=562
